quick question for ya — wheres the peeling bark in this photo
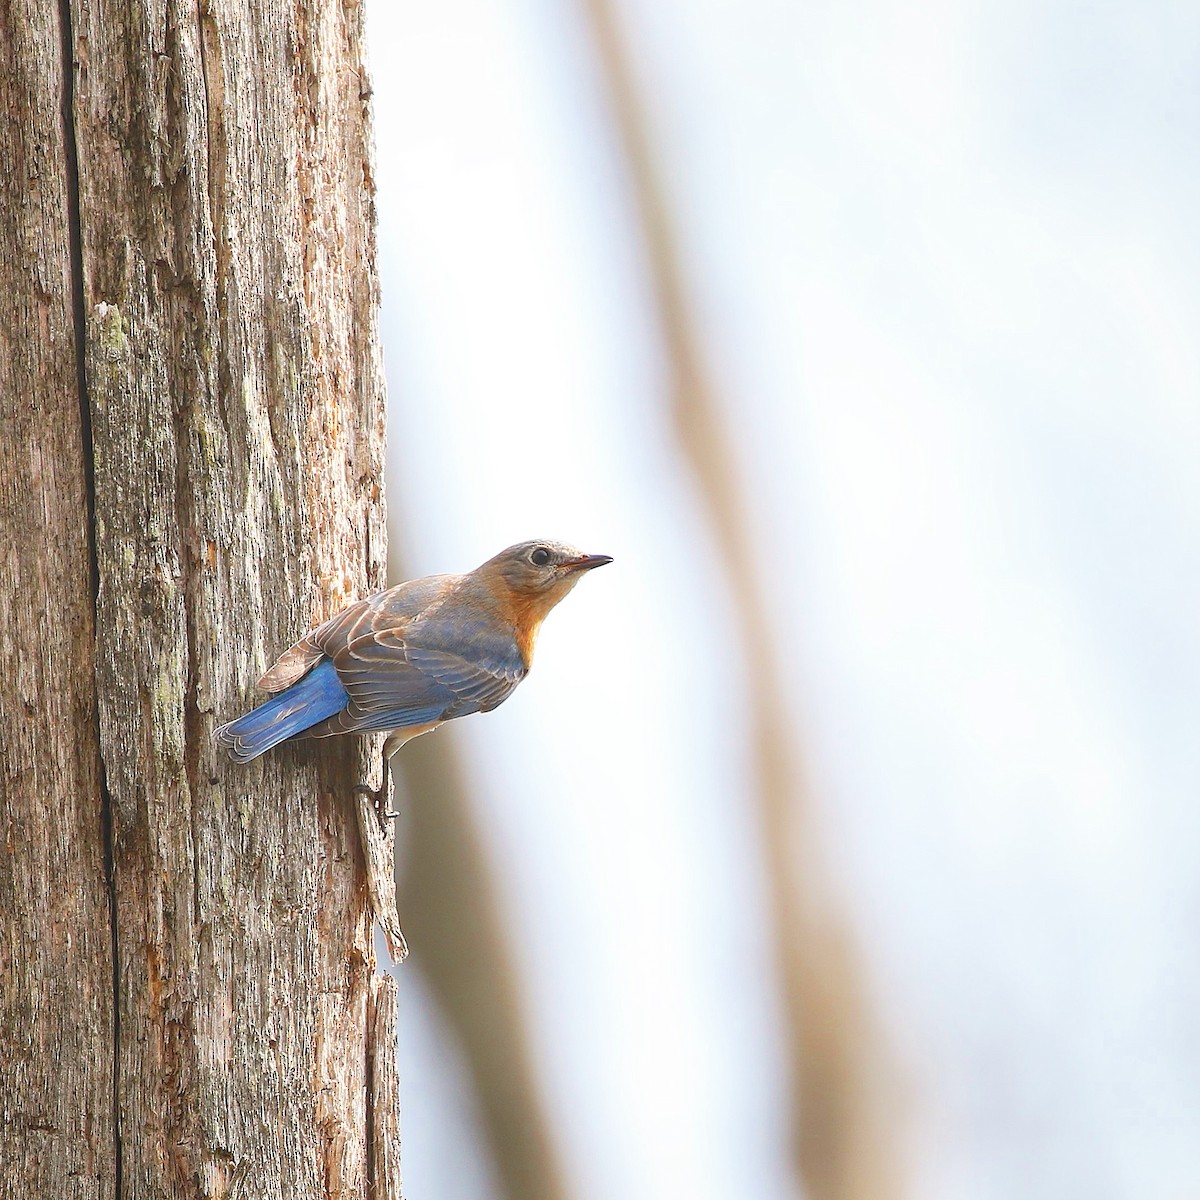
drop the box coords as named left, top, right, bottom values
left=367, top=974, right=402, bottom=1200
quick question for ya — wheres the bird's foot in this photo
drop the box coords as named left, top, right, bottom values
left=353, top=782, right=400, bottom=825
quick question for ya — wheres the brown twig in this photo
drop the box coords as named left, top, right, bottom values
left=579, top=3, right=903, bottom=1196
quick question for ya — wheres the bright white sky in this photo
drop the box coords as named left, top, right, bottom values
left=364, top=1, right=1200, bottom=1198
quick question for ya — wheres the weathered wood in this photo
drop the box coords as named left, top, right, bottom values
left=1, top=0, right=399, bottom=1194
left=355, top=790, right=407, bottom=963
left=0, top=0, right=116, bottom=1194
left=73, top=0, right=393, bottom=1186
left=367, top=974, right=402, bottom=1200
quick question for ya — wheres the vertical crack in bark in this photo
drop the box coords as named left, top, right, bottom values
left=176, top=414, right=204, bottom=937
left=57, top=1, right=123, bottom=1195
left=364, top=990, right=376, bottom=1200
left=195, top=0, right=229, bottom=325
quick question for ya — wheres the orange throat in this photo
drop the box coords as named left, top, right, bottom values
left=510, top=598, right=547, bottom=668
left=508, top=582, right=576, bottom=667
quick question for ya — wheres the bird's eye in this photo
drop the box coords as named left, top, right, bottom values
left=530, top=547, right=551, bottom=566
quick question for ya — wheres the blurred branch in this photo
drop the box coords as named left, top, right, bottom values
left=579, top=3, right=903, bottom=1198
left=393, top=705, right=574, bottom=1200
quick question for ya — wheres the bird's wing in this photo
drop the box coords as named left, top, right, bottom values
left=256, top=599, right=371, bottom=693
left=255, top=575, right=457, bottom=694
left=309, top=617, right=527, bottom=737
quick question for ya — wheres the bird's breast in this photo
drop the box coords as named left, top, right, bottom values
left=506, top=596, right=550, bottom=669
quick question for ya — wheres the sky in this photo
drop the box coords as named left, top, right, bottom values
left=362, top=1, right=1200, bottom=1197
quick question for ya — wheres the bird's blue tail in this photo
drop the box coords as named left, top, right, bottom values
left=215, top=659, right=349, bottom=763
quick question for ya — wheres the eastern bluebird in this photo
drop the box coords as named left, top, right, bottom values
left=215, top=540, right=612, bottom=813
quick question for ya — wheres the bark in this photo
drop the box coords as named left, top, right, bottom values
left=580, top=3, right=903, bottom=1198
left=1, top=0, right=399, bottom=1195
left=0, top=3, right=115, bottom=1193
left=367, top=974, right=402, bottom=1200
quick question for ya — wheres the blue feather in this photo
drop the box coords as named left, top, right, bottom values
left=215, top=659, right=349, bottom=763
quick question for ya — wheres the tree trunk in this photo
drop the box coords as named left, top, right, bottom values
left=0, top=3, right=115, bottom=1193
left=0, top=0, right=399, bottom=1196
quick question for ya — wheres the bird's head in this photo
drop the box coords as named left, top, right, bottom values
left=475, top=540, right=611, bottom=663
left=475, top=539, right=611, bottom=628
left=485, top=540, right=613, bottom=601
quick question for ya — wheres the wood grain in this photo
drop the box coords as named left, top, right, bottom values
left=0, top=1, right=115, bottom=1193
left=367, top=974, right=402, bottom=1200
left=1, top=0, right=401, bottom=1193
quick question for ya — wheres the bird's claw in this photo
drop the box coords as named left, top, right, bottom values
left=353, top=782, right=400, bottom=826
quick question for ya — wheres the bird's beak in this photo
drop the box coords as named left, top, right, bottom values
left=563, top=553, right=613, bottom=573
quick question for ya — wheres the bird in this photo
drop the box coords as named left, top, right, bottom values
left=214, top=540, right=612, bottom=815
